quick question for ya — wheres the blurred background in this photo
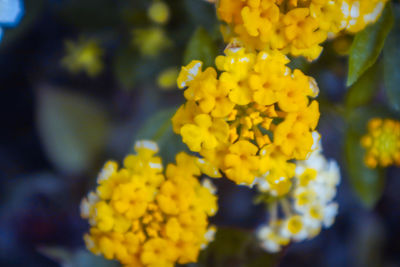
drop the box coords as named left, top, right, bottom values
left=1, top=0, right=400, bottom=266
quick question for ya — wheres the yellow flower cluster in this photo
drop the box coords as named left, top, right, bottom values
left=62, top=38, right=104, bottom=77
left=148, top=1, right=170, bottom=25
left=217, top=0, right=389, bottom=60
left=132, top=27, right=171, bottom=57
left=256, top=136, right=340, bottom=252
left=172, top=47, right=320, bottom=192
left=80, top=140, right=218, bottom=267
left=132, top=1, right=172, bottom=57
left=361, top=118, right=400, bottom=168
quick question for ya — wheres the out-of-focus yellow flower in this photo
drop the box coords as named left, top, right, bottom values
left=256, top=137, right=340, bottom=252
left=361, top=118, right=400, bottom=168
left=216, top=0, right=389, bottom=60
left=148, top=1, right=170, bottom=25
left=62, top=38, right=104, bottom=77
left=132, top=27, right=171, bottom=57
left=157, top=67, right=179, bottom=90
left=172, top=47, right=320, bottom=187
left=81, top=141, right=218, bottom=266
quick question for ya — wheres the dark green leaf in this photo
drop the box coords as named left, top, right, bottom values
left=183, top=0, right=219, bottom=31
left=344, top=107, right=390, bottom=208
left=58, top=0, right=119, bottom=30
left=113, top=46, right=138, bottom=89
left=347, top=3, right=394, bottom=87
left=197, top=227, right=279, bottom=267
left=38, top=247, right=118, bottom=267
left=134, top=106, right=187, bottom=164
left=345, top=61, right=380, bottom=109
left=345, top=129, right=385, bottom=208
left=198, top=227, right=252, bottom=267
left=183, top=27, right=218, bottom=67
left=36, top=86, right=110, bottom=174
left=383, top=4, right=400, bottom=111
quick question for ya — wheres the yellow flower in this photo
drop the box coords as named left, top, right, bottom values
left=62, top=38, right=104, bottom=77
left=224, top=140, right=260, bottom=184
left=255, top=137, right=341, bottom=252
left=81, top=140, right=218, bottom=266
left=132, top=27, right=171, bottom=57
left=216, top=0, right=389, bottom=60
left=180, top=114, right=229, bottom=152
left=148, top=1, right=170, bottom=25
left=157, top=67, right=179, bottom=90
left=173, top=48, right=320, bottom=186
left=361, top=118, right=400, bottom=168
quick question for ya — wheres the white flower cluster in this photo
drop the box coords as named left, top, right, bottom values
left=256, top=135, right=341, bottom=252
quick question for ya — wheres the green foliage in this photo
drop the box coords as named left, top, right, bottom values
left=183, top=27, right=218, bottom=67
left=113, top=45, right=139, bottom=89
left=347, top=3, right=394, bottom=87
left=383, top=4, right=400, bottom=111
left=58, top=0, right=119, bottom=30
left=183, top=0, right=219, bottom=31
left=38, top=247, right=119, bottom=267
left=133, top=107, right=187, bottom=164
left=345, top=62, right=380, bottom=110
left=344, top=108, right=390, bottom=208
left=196, top=227, right=279, bottom=267
left=345, top=129, right=385, bottom=208
left=36, top=87, right=110, bottom=174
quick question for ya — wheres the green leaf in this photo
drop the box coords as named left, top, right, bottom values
left=198, top=228, right=252, bottom=267
left=183, top=27, right=218, bottom=67
left=197, top=227, right=279, bottom=267
left=36, top=86, right=110, bottom=174
left=58, top=0, right=119, bottom=30
left=344, top=107, right=391, bottom=208
left=183, top=0, right=219, bottom=31
left=113, top=45, right=138, bottom=89
left=345, top=61, right=380, bottom=109
left=134, top=107, right=187, bottom=164
left=347, top=3, right=394, bottom=87
left=383, top=4, right=400, bottom=111
left=345, top=129, right=385, bottom=208
left=38, top=247, right=118, bottom=267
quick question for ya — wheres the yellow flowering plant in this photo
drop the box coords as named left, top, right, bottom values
left=173, top=46, right=320, bottom=192
left=217, top=0, right=389, bottom=60
left=62, top=38, right=104, bottom=77
left=62, top=0, right=400, bottom=265
left=81, top=140, right=218, bottom=267
left=361, top=118, right=400, bottom=168
left=256, top=136, right=340, bottom=252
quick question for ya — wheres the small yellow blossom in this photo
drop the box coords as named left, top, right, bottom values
left=132, top=27, right=171, bottom=57
left=173, top=48, right=320, bottom=187
left=256, top=136, right=341, bottom=252
left=148, top=1, right=170, bottom=25
left=361, top=118, right=400, bottom=168
left=81, top=141, right=218, bottom=266
left=216, top=0, right=389, bottom=60
left=157, top=67, right=179, bottom=90
left=62, top=38, right=104, bottom=77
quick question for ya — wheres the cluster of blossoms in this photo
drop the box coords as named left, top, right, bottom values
left=172, top=46, right=320, bottom=196
left=132, top=1, right=171, bottom=57
left=80, top=141, right=218, bottom=267
left=217, top=0, right=389, bottom=60
left=62, top=38, right=104, bottom=77
left=256, top=137, right=340, bottom=252
left=361, top=118, right=400, bottom=168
